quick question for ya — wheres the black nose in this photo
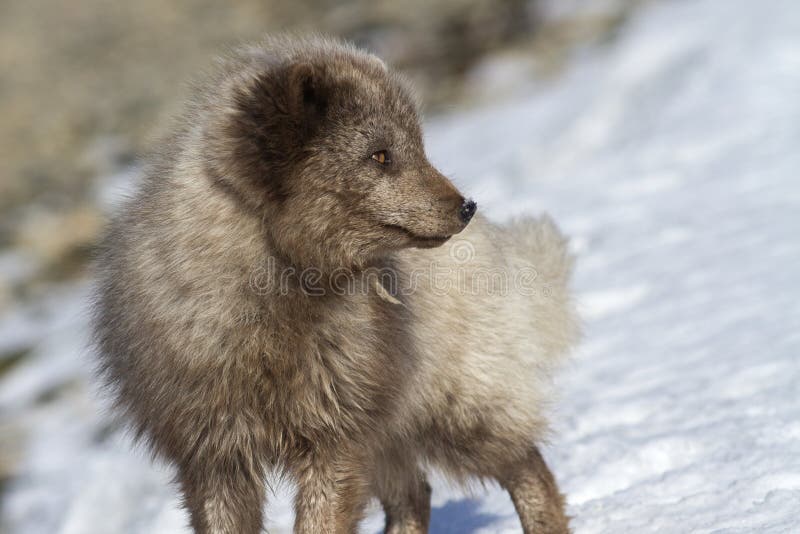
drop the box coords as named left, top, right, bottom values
left=459, top=198, right=477, bottom=224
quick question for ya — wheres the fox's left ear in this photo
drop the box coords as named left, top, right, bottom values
left=210, top=60, right=333, bottom=207
left=286, top=62, right=329, bottom=132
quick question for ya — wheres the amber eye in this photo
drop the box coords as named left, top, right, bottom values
left=371, top=150, right=391, bottom=165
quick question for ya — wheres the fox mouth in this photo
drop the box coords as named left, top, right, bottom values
left=382, top=224, right=452, bottom=246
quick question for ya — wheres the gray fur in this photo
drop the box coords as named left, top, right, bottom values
left=92, top=35, right=579, bottom=533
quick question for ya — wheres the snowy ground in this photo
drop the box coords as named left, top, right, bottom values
left=2, top=0, right=799, bottom=532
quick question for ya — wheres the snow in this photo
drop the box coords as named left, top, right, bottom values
left=2, top=0, right=799, bottom=532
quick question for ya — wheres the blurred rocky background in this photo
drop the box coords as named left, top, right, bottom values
left=0, top=0, right=640, bottom=519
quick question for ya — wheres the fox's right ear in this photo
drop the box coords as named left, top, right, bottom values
left=286, top=62, right=329, bottom=128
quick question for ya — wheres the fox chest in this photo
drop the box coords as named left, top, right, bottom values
left=251, top=300, right=413, bottom=446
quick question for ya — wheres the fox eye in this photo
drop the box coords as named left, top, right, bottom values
left=371, top=150, right=391, bottom=165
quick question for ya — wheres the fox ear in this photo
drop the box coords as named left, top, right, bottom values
left=287, top=62, right=328, bottom=123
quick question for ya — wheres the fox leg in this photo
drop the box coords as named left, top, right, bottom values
left=498, top=446, right=570, bottom=534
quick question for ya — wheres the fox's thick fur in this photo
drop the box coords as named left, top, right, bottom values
left=93, top=36, right=579, bottom=534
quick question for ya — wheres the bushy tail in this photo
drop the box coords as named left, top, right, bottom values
left=507, top=214, right=582, bottom=360
left=507, top=214, right=575, bottom=288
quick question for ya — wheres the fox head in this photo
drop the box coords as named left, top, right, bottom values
left=202, top=37, right=476, bottom=271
